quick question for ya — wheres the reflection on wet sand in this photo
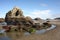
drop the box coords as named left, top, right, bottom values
left=0, top=25, right=56, bottom=40
left=6, top=32, right=24, bottom=40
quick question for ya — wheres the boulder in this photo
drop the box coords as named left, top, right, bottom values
left=6, top=7, right=24, bottom=18
left=25, top=16, right=34, bottom=25
left=5, top=7, right=35, bottom=32
left=5, top=7, right=24, bottom=25
left=5, top=7, right=46, bottom=32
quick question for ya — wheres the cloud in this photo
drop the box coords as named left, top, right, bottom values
left=40, top=3, right=48, bottom=6
left=31, top=10, right=52, bottom=19
left=23, top=9, right=60, bottom=19
left=23, top=9, right=52, bottom=19
left=52, top=13, right=60, bottom=18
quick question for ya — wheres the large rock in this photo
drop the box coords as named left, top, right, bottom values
left=5, top=7, right=45, bottom=31
left=0, top=18, right=5, bottom=22
left=6, top=7, right=24, bottom=18
left=34, top=17, right=44, bottom=23
left=25, top=16, right=34, bottom=25
left=5, top=7, right=24, bottom=25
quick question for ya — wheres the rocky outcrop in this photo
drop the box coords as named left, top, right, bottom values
left=5, top=7, right=35, bottom=31
left=5, top=7, right=51, bottom=32
left=5, top=7, right=24, bottom=18
left=5, top=7, right=24, bottom=25
left=33, top=17, right=44, bottom=24
left=0, top=18, right=5, bottom=22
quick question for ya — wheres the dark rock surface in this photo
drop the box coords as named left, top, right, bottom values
left=5, top=7, right=50, bottom=32
left=5, top=7, right=35, bottom=31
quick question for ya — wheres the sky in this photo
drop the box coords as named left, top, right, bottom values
left=0, top=0, right=60, bottom=19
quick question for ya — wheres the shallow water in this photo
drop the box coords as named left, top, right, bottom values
left=0, top=25, right=56, bottom=40
left=0, top=37, right=11, bottom=40
left=24, top=25, right=56, bottom=35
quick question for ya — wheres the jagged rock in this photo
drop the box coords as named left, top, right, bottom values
left=5, top=7, right=35, bottom=32
left=41, top=22, right=51, bottom=29
left=33, top=18, right=44, bottom=30
left=6, top=7, right=24, bottom=18
left=5, top=7, right=24, bottom=25
left=25, top=16, right=34, bottom=25
left=5, top=7, right=46, bottom=32
left=34, top=17, right=44, bottom=24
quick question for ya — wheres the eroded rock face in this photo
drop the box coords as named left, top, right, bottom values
left=5, top=7, right=34, bottom=31
left=5, top=7, right=24, bottom=25
left=6, top=7, right=24, bottom=18
left=5, top=7, right=44, bottom=31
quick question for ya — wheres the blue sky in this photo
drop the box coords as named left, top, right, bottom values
left=0, top=0, right=60, bottom=19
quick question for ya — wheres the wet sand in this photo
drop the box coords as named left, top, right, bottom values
left=0, top=21, right=60, bottom=40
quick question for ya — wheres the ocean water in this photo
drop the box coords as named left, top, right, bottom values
left=24, top=24, right=56, bottom=35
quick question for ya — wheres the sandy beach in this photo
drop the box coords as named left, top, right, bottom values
left=2, top=21, right=59, bottom=40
